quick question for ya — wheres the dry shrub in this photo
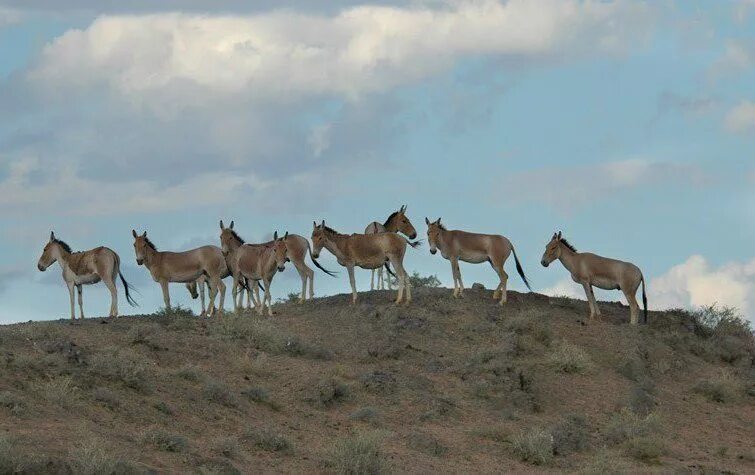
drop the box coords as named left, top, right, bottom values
left=35, top=375, right=80, bottom=409
left=511, top=428, right=553, bottom=465
left=243, top=426, right=291, bottom=453
left=605, top=408, right=660, bottom=445
left=624, top=436, right=666, bottom=463
left=549, top=342, right=592, bottom=374
left=693, top=371, right=744, bottom=403
left=68, top=438, right=119, bottom=475
left=89, top=347, right=154, bottom=393
left=140, top=428, right=188, bottom=453
left=329, top=431, right=389, bottom=475
left=203, top=379, right=239, bottom=407
left=551, top=414, right=589, bottom=455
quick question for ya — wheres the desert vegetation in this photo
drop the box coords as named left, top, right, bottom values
left=0, top=286, right=752, bottom=473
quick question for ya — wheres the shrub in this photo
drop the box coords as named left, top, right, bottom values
left=605, top=408, right=660, bottom=445
left=154, top=305, right=194, bottom=318
left=0, top=391, right=24, bottom=416
left=624, top=436, right=665, bottom=463
left=211, top=316, right=328, bottom=358
left=244, top=426, right=291, bottom=453
left=511, top=428, right=554, bottom=465
left=140, top=428, right=188, bottom=453
left=329, top=432, right=389, bottom=475
left=549, top=343, right=592, bottom=374
left=551, top=414, right=589, bottom=455
left=350, top=407, right=380, bottom=423
left=505, top=311, right=553, bottom=348
left=391, top=271, right=441, bottom=288
left=89, top=347, right=153, bottom=393
left=126, top=323, right=163, bottom=349
left=203, top=379, right=238, bottom=408
left=309, top=378, right=351, bottom=406
left=36, top=376, right=80, bottom=408
left=93, top=387, right=120, bottom=410
left=211, top=437, right=240, bottom=459
left=579, top=448, right=632, bottom=474
left=174, top=364, right=206, bottom=382
left=694, top=372, right=743, bottom=403
left=241, top=387, right=279, bottom=411
left=69, top=439, right=119, bottom=475
left=690, top=305, right=754, bottom=364
left=406, top=432, right=447, bottom=457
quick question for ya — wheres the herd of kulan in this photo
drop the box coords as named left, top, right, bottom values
left=37, top=206, right=648, bottom=325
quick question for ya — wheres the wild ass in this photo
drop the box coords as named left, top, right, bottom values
left=311, top=221, right=420, bottom=305
left=221, top=230, right=289, bottom=316
left=364, top=205, right=418, bottom=291
left=425, top=218, right=531, bottom=305
left=37, top=232, right=137, bottom=320
left=186, top=271, right=251, bottom=316
left=541, top=232, right=647, bottom=325
left=132, top=230, right=226, bottom=316
left=219, top=220, right=335, bottom=305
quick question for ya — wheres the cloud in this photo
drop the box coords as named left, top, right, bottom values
left=650, top=255, right=755, bottom=322
left=26, top=1, right=654, bottom=104
left=710, top=40, right=755, bottom=78
left=0, top=7, right=21, bottom=27
left=724, top=100, right=755, bottom=133
left=0, top=265, right=27, bottom=293
left=498, top=159, right=708, bottom=213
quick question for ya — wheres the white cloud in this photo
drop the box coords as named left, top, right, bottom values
left=27, top=0, right=653, bottom=107
left=724, top=100, right=755, bottom=133
left=650, top=255, right=755, bottom=322
left=0, top=7, right=21, bottom=27
left=498, top=159, right=707, bottom=213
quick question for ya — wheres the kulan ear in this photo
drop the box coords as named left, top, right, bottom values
left=425, top=217, right=430, bottom=225
left=284, top=231, right=289, bottom=239
left=321, top=220, right=325, bottom=227
left=219, top=220, right=225, bottom=230
left=437, top=218, right=442, bottom=225
left=313, top=221, right=317, bottom=229
left=50, top=231, right=55, bottom=242
left=557, top=231, right=562, bottom=239
left=229, top=220, right=234, bottom=230
left=142, top=231, right=147, bottom=237
left=132, top=229, right=138, bottom=238
left=273, top=231, right=278, bottom=240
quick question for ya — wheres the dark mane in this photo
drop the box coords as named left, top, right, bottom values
left=53, top=238, right=73, bottom=253
left=144, top=236, right=157, bottom=251
left=559, top=237, right=577, bottom=252
left=438, top=222, right=447, bottom=230
left=321, top=224, right=341, bottom=235
left=229, top=230, right=245, bottom=244
left=383, top=211, right=399, bottom=227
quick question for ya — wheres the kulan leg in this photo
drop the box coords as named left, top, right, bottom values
left=386, top=263, right=393, bottom=290
left=67, top=282, right=76, bottom=321
left=452, top=258, right=465, bottom=298
left=293, top=261, right=309, bottom=303
left=389, top=256, right=410, bottom=304
left=348, top=266, right=358, bottom=304
left=370, top=269, right=376, bottom=291
left=624, top=287, right=640, bottom=325
left=492, top=262, right=508, bottom=305
left=263, top=278, right=273, bottom=317
left=582, top=283, right=599, bottom=321
left=199, top=281, right=207, bottom=316
left=77, top=285, right=85, bottom=319
left=160, top=280, right=171, bottom=310
left=104, top=276, right=118, bottom=317
left=214, top=277, right=225, bottom=316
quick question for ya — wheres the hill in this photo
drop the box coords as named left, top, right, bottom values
left=0, top=287, right=753, bottom=474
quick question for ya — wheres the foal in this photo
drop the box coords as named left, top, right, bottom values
left=364, top=205, right=417, bottom=290
left=541, top=232, right=647, bottom=324
left=37, top=232, right=137, bottom=320
left=132, top=230, right=227, bottom=316
left=311, top=220, right=419, bottom=305
left=425, top=218, right=531, bottom=305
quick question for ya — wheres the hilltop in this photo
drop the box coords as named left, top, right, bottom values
left=0, top=287, right=753, bottom=474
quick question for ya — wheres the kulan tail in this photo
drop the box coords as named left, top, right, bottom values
left=307, top=241, right=338, bottom=277
left=384, top=262, right=397, bottom=278
left=404, top=237, right=422, bottom=249
left=118, top=272, right=139, bottom=307
left=511, top=246, right=532, bottom=292
left=641, top=276, right=648, bottom=324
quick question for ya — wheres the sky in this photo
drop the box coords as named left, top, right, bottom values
left=1, top=0, right=754, bottom=324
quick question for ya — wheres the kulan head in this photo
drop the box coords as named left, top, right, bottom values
left=132, top=229, right=151, bottom=266
left=219, top=219, right=240, bottom=256
left=541, top=231, right=564, bottom=267
left=273, top=231, right=288, bottom=272
left=387, top=205, right=417, bottom=239
left=425, top=217, right=443, bottom=255
left=310, top=220, right=328, bottom=259
left=37, top=231, right=62, bottom=271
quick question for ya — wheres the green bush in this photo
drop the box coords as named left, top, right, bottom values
left=391, top=271, right=441, bottom=288
left=605, top=408, right=660, bottom=445
left=694, top=372, right=743, bottom=403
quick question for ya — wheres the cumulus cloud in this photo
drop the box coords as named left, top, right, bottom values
left=724, top=100, right=755, bottom=133
left=650, top=255, right=755, bottom=322
left=498, top=159, right=708, bottom=213
left=26, top=1, right=653, bottom=104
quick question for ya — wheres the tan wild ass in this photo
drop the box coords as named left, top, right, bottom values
left=364, top=205, right=418, bottom=291
left=132, top=230, right=226, bottom=316
left=425, top=218, right=531, bottom=305
left=186, top=270, right=251, bottom=316
left=311, top=221, right=419, bottom=304
left=222, top=230, right=289, bottom=316
left=219, top=220, right=336, bottom=306
left=541, top=232, right=647, bottom=325
left=37, top=232, right=137, bottom=320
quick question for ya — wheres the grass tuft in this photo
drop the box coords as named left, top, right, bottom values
left=329, top=431, right=389, bottom=475
left=511, top=428, right=554, bottom=465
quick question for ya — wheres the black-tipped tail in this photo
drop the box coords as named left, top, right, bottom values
left=404, top=237, right=422, bottom=249
left=119, top=272, right=139, bottom=307
left=310, top=255, right=337, bottom=277
left=511, top=247, right=532, bottom=292
left=641, top=276, right=648, bottom=324
left=384, top=262, right=397, bottom=278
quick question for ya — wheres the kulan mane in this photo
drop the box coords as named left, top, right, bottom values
left=229, top=230, right=245, bottom=244
left=53, top=238, right=73, bottom=253
left=559, top=237, right=577, bottom=252
left=383, top=211, right=399, bottom=227
left=321, top=224, right=341, bottom=235
left=144, top=236, right=158, bottom=251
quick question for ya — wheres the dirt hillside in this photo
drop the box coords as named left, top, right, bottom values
left=1, top=287, right=753, bottom=474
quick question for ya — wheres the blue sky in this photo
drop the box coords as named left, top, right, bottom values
left=1, top=0, right=754, bottom=324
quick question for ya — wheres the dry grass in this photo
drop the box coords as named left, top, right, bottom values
left=328, top=431, right=389, bottom=475
left=549, top=342, right=593, bottom=374
left=511, top=428, right=554, bottom=465
left=693, top=371, right=744, bottom=403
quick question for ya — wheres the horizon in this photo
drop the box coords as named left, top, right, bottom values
left=1, top=0, right=754, bottom=325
